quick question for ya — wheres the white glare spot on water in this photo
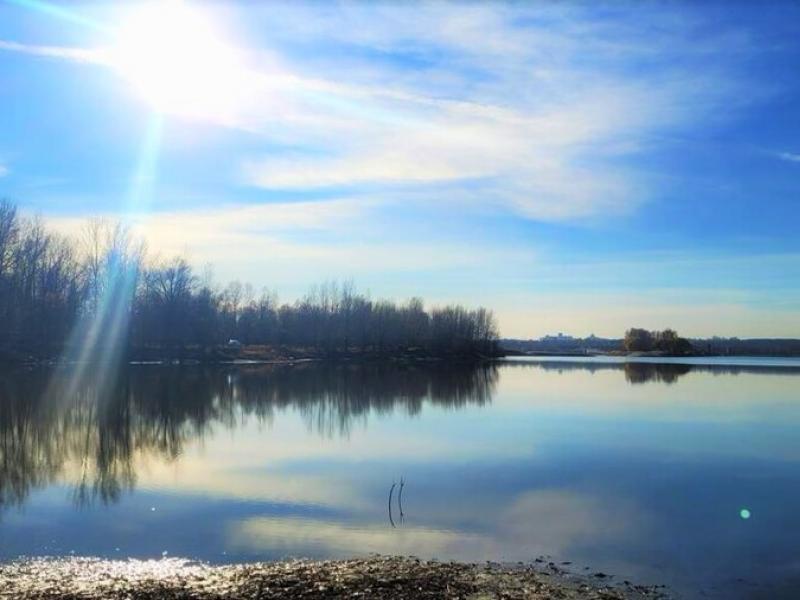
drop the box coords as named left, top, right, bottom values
left=740, top=508, right=751, bottom=519
left=151, top=507, right=156, bottom=512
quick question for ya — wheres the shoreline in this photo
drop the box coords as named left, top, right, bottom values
left=0, top=556, right=670, bottom=599
left=0, top=346, right=506, bottom=367
left=0, top=355, right=503, bottom=368
left=5, top=342, right=800, bottom=367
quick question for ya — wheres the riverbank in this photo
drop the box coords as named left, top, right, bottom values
left=0, top=344, right=505, bottom=366
left=0, top=556, right=669, bottom=599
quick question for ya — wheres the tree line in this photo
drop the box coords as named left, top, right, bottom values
left=0, top=200, right=499, bottom=360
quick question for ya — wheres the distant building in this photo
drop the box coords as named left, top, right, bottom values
left=541, top=332, right=575, bottom=342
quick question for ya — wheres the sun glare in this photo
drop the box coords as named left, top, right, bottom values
left=111, top=1, right=245, bottom=118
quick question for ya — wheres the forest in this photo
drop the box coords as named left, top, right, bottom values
left=0, top=200, right=499, bottom=361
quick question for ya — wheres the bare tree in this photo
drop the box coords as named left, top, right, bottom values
left=0, top=200, right=502, bottom=361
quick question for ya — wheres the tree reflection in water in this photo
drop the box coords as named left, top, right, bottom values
left=509, top=359, right=797, bottom=385
left=0, top=362, right=498, bottom=511
left=5, top=359, right=789, bottom=514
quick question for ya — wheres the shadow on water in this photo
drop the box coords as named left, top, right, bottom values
left=0, top=362, right=497, bottom=512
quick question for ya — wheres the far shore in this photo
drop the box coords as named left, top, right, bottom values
left=0, top=555, right=670, bottom=599
left=4, top=344, right=800, bottom=367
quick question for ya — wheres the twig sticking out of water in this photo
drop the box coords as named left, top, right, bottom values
left=388, top=481, right=396, bottom=528
left=398, top=477, right=405, bottom=523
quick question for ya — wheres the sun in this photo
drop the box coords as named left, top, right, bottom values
left=111, top=1, right=245, bottom=118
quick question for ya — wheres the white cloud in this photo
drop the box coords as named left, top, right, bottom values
left=777, top=151, right=800, bottom=163
left=235, top=81, right=656, bottom=220
left=45, top=200, right=537, bottom=293
left=0, top=163, right=8, bottom=178
left=1, top=3, right=753, bottom=222
left=0, top=39, right=108, bottom=64
left=227, top=4, right=751, bottom=221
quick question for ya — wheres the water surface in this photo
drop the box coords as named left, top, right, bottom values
left=1, top=357, right=799, bottom=599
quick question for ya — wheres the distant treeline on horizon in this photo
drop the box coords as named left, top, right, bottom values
left=501, top=333, right=800, bottom=357
left=0, top=200, right=498, bottom=361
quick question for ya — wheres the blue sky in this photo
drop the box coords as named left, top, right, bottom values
left=0, top=1, right=798, bottom=337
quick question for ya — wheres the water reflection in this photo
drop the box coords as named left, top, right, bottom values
left=2, top=358, right=800, bottom=599
left=506, top=358, right=800, bottom=384
left=525, top=361, right=695, bottom=384
left=0, top=362, right=497, bottom=511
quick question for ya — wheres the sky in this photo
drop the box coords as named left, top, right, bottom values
left=0, top=0, right=798, bottom=338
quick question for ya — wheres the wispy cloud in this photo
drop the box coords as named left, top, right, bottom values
left=230, top=4, right=746, bottom=220
left=0, top=163, right=8, bottom=178
left=0, top=39, right=107, bottom=64
left=46, top=200, right=537, bottom=293
left=1, top=3, right=757, bottom=223
left=777, top=151, right=800, bottom=163
left=227, top=3, right=754, bottom=221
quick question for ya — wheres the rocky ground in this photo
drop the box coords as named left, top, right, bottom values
left=0, top=556, right=671, bottom=599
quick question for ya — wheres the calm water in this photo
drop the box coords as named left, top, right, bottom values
left=2, top=357, right=800, bottom=598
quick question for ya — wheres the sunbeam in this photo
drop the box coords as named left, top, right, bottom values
left=5, top=0, right=109, bottom=32
left=52, top=114, right=161, bottom=404
left=6, top=0, right=167, bottom=399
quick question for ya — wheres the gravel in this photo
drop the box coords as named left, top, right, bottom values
left=0, top=556, right=671, bottom=599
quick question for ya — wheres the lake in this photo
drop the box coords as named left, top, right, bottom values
left=1, top=357, right=799, bottom=598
